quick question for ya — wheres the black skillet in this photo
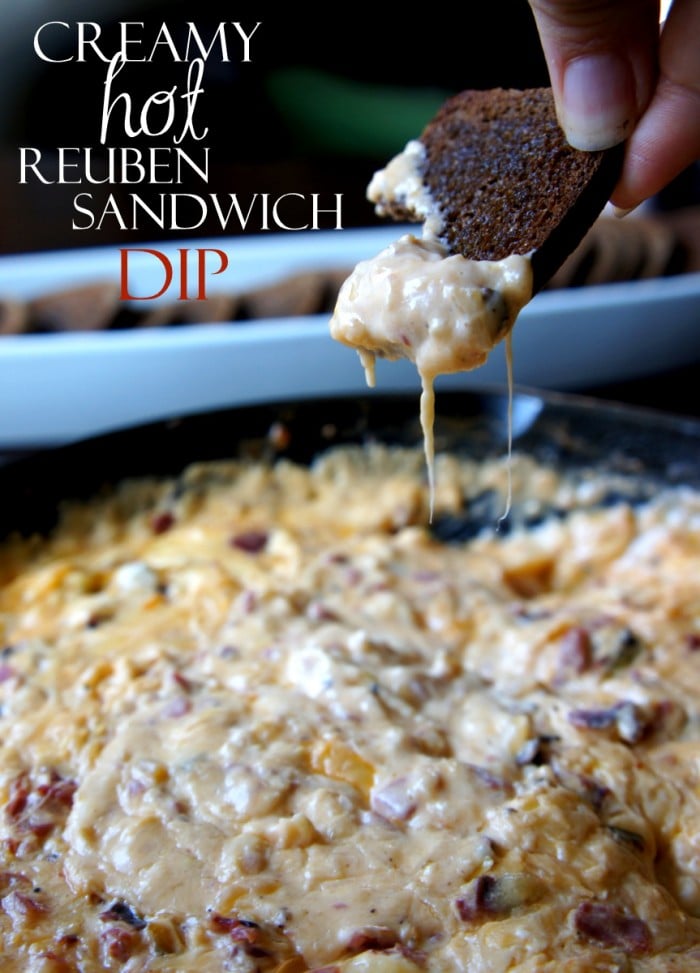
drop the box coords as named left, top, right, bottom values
left=0, top=388, right=699, bottom=542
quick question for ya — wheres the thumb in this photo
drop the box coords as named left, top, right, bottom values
left=528, top=0, right=660, bottom=150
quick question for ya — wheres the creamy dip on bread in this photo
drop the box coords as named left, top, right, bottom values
left=330, top=141, right=532, bottom=506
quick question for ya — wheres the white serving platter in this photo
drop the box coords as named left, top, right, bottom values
left=1, top=227, right=699, bottom=448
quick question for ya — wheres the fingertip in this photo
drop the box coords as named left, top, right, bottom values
left=609, top=204, right=637, bottom=219
left=609, top=178, right=647, bottom=215
left=612, top=78, right=700, bottom=210
left=559, top=53, right=637, bottom=151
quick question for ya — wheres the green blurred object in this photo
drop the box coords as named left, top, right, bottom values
left=267, top=67, right=449, bottom=157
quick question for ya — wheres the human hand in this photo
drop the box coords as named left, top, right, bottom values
left=528, top=0, right=700, bottom=210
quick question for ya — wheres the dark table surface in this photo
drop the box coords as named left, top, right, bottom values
left=583, top=362, right=700, bottom=420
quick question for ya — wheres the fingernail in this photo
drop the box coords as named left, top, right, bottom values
left=610, top=204, right=636, bottom=219
left=561, top=54, right=636, bottom=151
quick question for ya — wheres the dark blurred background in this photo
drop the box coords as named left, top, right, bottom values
left=0, top=3, right=698, bottom=423
left=0, top=1, right=557, bottom=254
left=3, top=1, right=697, bottom=255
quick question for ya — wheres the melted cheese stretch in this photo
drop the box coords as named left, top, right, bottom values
left=330, top=234, right=531, bottom=509
left=1, top=446, right=700, bottom=971
left=329, top=141, right=533, bottom=511
left=331, top=235, right=531, bottom=381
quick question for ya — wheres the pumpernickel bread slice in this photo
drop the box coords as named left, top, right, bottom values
left=373, top=87, right=624, bottom=293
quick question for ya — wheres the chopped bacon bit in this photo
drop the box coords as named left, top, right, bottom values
left=574, top=901, right=652, bottom=955
left=100, top=900, right=147, bottom=930
left=569, top=702, right=647, bottom=744
left=569, top=707, right=618, bottom=730
left=151, top=511, right=175, bottom=534
left=1, top=889, right=48, bottom=921
left=210, top=913, right=239, bottom=933
left=456, top=875, right=501, bottom=921
left=239, top=589, right=258, bottom=613
left=686, top=633, right=700, bottom=651
left=397, top=944, right=428, bottom=966
left=557, top=627, right=593, bottom=677
left=467, top=763, right=512, bottom=791
left=4, top=771, right=77, bottom=849
left=578, top=779, right=608, bottom=811
left=229, top=530, right=268, bottom=553
left=18, top=818, right=54, bottom=840
left=209, top=914, right=273, bottom=959
left=346, top=926, right=398, bottom=953
left=230, top=924, right=263, bottom=946
left=37, top=775, right=78, bottom=809
left=6, top=775, right=30, bottom=818
left=585, top=780, right=610, bottom=810
left=101, top=926, right=139, bottom=962
left=38, top=951, right=76, bottom=972
left=172, top=671, right=192, bottom=692
left=163, top=696, right=192, bottom=718
left=36, top=951, right=78, bottom=973
left=0, top=871, right=30, bottom=894
left=306, top=601, right=338, bottom=622
left=456, top=873, right=544, bottom=922
left=0, top=663, right=16, bottom=682
left=212, top=914, right=259, bottom=939
left=371, top=778, right=416, bottom=822
left=645, top=699, right=684, bottom=739
left=552, top=761, right=611, bottom=811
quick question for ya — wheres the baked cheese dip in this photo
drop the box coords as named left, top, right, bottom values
left=1, top=444, right=700, bottom=971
